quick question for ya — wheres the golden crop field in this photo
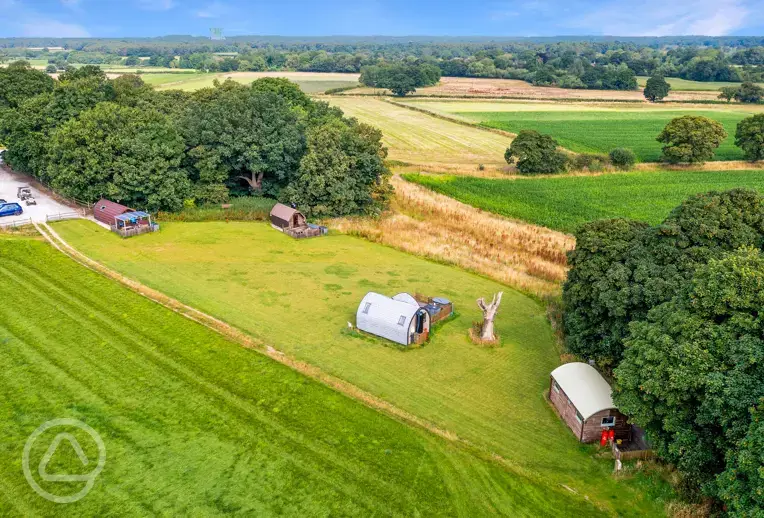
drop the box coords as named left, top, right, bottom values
left=328, top=97, right=511, bottom=167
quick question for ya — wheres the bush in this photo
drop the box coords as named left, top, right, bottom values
left=505, top=130, right=568, bottom=175
left=609, top=148, right=636, bottom=169
left=572, top=153, right=609, bottom=172
left=657, top=115, right=727, bottom=164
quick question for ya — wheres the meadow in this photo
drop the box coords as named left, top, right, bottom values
left=149, top=71, right=360, bottom=93
left=328, top=97, right=511, bottom=167
left=456, top=108, right=747, bottom=162
left=636, top=76, right=764, bottom=91
left=404, top=169, right=764, bottom=233
left=53, top=220, right=674, bottom=515
left=0, top=235, right=603, bottom=516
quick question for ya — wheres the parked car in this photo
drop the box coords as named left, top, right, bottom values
left=0, top=203, right=23, bottom=217
left=25, top=197, right=37, bottom=206
left=17, top=186, right=32, bottom=200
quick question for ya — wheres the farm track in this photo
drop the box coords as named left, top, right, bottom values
left=32, top=221, right=597, bottom=509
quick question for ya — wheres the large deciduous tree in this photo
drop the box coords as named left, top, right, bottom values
left=47, top=102, right=190, bottom=211
left=0, top=60, right=55, bottom=109
left=504, top=130, right=568, bottom=175
left=281, top=118, right=391, bottom=217
left=643, top=75, right=670, bottom=102
left=657, top=115, right=727, bottom=164
left=614, top=247, right=764, bottom=505
left=735, top=113, right=764, bottom=161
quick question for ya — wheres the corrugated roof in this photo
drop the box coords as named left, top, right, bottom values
left=115, top=211, right=150, bottom=221
left=270, top=203, right=298, bottom=221
left=551, top=363, right=615, bottom=420
left=356, top=292, right=420, bottom=345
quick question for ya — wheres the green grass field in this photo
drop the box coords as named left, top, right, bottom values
left=465, top=109, right=747, bottom=162
left=52, top=220, right=674, bottom=515
left=404, top=170, right=764, bottom=233
left=0, top=235, right=608, bottom=516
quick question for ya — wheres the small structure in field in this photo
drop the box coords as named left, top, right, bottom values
left=269, top=203, right=326, bottom=239
left=93, top=198, right=156, bottom=238
left=549, top=362, right=631, bottom=443
left=356, top=292, right=431, bottom=346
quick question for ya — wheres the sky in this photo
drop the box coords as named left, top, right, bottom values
left=1, top=0, right=763, bottom=39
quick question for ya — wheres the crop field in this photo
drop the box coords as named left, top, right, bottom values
left=53, top=220, right=674, bottom=515
left=327, top=97, right=511, bottom=167
left=149, top=71, right=359, bottom=93
left=405, top=169, right=764, bottom=233
left=441, top=106, right=749, bottom=162
left=0, top=236, right=608, bottom=516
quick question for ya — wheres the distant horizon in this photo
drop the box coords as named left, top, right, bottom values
left=1, top=0, right=763, bottom=39
left=3, top=34, right=764, bottom=41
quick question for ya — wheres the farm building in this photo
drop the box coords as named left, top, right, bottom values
left=356, top=292, right=431, bottom=346
left=549, top=362, right=631, bottom=443
left=93, top=198, right=156, bottom=238
left=269, top=203, right=326, bottom=239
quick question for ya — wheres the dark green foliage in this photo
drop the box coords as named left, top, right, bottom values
left=717, top=402, right=764, bottom=515
left=735, top=114, right=764, bottom=161
left=563, top=189, right=764, bottom=367
left=734, top=81, right=764, bottom=103
left=46, top=102, right=190, bottom=211
left=281, top=118, right=391, bottom=217
left=504, top=130, right=568, bottom=175
left=0, top=60, right=54, bottom=109
left=614, top=248, right=764, bottom=507
left=643, top=75, right=670, bottom=102
left=657, top=115, right=727, bottom=163
left=45, top=64, right=57, bottom=74
left=718, top=86, right=738, bottom=102
left=571, top=153, right=608, bottom=172
left=562, top=218, right=649, bottom=367
left=609, top=147, right=636, bottom=169
left=359, top=63, right=441, bottom=96
left=680, top=57, right=740, bottom=82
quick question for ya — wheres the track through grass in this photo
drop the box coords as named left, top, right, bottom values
left=404, top=169, right=764, bottom=233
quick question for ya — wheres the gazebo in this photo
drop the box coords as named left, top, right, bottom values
left=113, top=211, right=155, bottom=238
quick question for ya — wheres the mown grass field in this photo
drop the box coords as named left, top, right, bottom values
left=462, top=109, right=747, bottom=162
left=404, top=170, right=764, bottom=233
left=53, top=220, right=674, bottom=515
left=328, top=97, right=510, bottom=166
left=0, top=235, right=606, bottom=516
left=149, top=71, right=359, bottom=93
left=636, top=76, right=764, bottom=91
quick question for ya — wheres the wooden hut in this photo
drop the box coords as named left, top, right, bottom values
left=269, top=203, right=325, bottom=239
left=549, top=363, right=631, bottom=443
left=94, top=199, right=131, bottom=226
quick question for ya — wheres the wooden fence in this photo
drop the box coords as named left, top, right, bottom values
left=46, top=212, right=82, bottom=222
left=612, top=441, right=654, bottom=471
left=0, top=217, right=32, bottom=229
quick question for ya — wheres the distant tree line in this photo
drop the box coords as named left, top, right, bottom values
left=359, top=63, right=441, bottom=96
left=0, top=62, right=390, bottom=216
left=6, top=38, right=764, bottom=91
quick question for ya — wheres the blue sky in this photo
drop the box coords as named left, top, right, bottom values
left=1, top=0, right=763, bottom=38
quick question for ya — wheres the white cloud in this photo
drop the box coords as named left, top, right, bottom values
left=195, top=1, right=230, bottom=19
left=22, top=20, right=90, bottom=37
left=571, top=0, right=752, bottom=36
left=137, top=0, right=174, bottom=11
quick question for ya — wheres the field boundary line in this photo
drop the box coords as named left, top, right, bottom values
left=32, top=221, right=605, bottom=511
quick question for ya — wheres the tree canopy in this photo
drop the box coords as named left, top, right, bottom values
left=359, top=63, right=441, bottom=96
left=504, top=130, right=568, bottom=175
left=735, top=113, right=764, bottom=161
left=657, top=115, right=727, bottom=164
left=643, top=75, right=670, bottom=102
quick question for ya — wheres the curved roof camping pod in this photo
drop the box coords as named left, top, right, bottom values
left=392, top=293, right=419, bottom=307
left=356, top=292, right=430, bottom=346
left=550, top=362, right=615, bottom=420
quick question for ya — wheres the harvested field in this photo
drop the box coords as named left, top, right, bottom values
left=343, top=76, right=720, bottom=101
left=327, top=97, right=511, bottom=166
left=54, top=219, right=673, bottom=515
left=405, top=169, right=764, bottom=233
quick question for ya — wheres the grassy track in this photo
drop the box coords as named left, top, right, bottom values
left=53, top=220, right=674, bottom=515
left=0, top=236, right=605, bottom=516
left=327, top=97, right=510, bottom=166
left=463, top=109, right=747, bottom=162
left=404, top=170, right=764, bottom=233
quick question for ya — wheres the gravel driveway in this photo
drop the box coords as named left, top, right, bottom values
left=0, top=159, right=78, bottom=225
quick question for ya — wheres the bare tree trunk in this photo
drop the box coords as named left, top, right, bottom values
left=237, top=172, right=265, bottom=191
left=477, top=292, right=503, bottom=341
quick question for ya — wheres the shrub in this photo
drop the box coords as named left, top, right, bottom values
left=657, top=115, right=727, bottom=164
left=505, top=130, right=568, bottom=175
left=609, top=148, right=636, bottom=169
left=572, top=153, right=609, bottom=172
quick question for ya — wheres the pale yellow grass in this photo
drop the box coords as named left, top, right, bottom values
left=328, top=97, right=511, bottom=166
left=329, top=175, right=574, bottom=298
left=345, top=76, right=721, bottom=101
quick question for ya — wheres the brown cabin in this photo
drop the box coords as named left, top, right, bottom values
left=549, top=363, right=631, bottom=443
left=269, top=203, right=324, bottom=239
left=94, top=199, right=132, bottom=226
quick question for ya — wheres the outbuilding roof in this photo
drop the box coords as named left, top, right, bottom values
left=356, top=292, right=421, bottom=346
left=270, top=203, right=298, bottom=221
left=550, top=362, right=615, bottom=420
left=115, top=211, right=150, bottom=221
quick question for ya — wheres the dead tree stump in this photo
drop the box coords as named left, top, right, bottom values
left=474, top=292, right=503, bottom=343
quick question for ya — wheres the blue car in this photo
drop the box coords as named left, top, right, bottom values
left=0, top=203, right=23, bottom=217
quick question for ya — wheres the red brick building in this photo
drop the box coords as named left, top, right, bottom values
left=549, top=363, right=631, bottom=443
